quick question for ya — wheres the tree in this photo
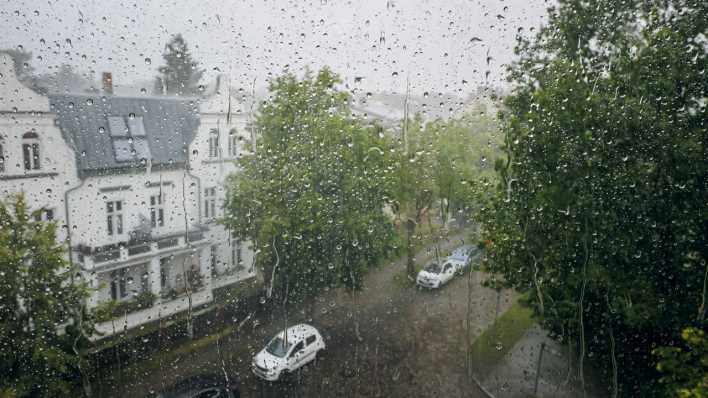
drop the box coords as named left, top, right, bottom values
left=223, top=68, right=396, bottom=314
left=390, top=114, right=436, bottom=277
left=153, top=34, right=205, bottom=96
left=481, top=0, right=707, bottom=396
left=391, top=104, right=501, bottom=277
left=34, top=64, right=94, bottom=94
left=0, top=195, right=93, bottom=397
left=654, top=327, right=708, bottom=398
left=427, top=103, right=501, bottom=228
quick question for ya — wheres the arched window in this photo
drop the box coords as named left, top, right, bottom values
left=22, top=131, right=40, bottom=171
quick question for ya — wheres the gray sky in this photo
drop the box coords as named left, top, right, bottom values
left=0, top=0, right=548, bottom=96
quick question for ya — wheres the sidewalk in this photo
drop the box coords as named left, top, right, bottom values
left=482, top=324, right=604, bottom=398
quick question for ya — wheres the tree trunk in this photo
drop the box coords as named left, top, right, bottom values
left=405, top=219, right=416, bottom=277
left=306, top=294, right=316, bottom=322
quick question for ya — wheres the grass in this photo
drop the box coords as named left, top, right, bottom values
left=133, top=325, right=238, bottom=374
left=470, top=298, right=535, bottom=371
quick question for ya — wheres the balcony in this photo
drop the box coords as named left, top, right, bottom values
left=77, top=229, right=207, bottom=271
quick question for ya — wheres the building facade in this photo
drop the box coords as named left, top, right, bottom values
left=0, top=52, right=255, bottom=339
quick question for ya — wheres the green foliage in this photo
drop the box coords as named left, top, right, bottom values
left=482, top=0, right=707, bottom=396
left=422, top=105, right=502, bottom=227
left=153, top=33, right=205, bottom=95
left=654, top=327, right=708, bottom=398
left=93, top=291, right=156, bottom=323
left=470, top=299, right=535, bottom=369
left=0, top=195, right=92, bottom=397
left=223, top=68, right=396, bottom=304
left=390, top=106, right=501, bottom=275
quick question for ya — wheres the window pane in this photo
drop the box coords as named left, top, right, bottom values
left=126, top=116, right=146, bottom=137
left=31, top=143, right=40, bottom=169
left=22, top=144, right=31, bottom=170
left=108, top=116, right=129, bottom=137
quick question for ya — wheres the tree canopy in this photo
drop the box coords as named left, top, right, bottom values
left=223, top=69, right=396, bottom=306
left=481, top=0, right=707, bottom=396
left=153, top=34, right=205, bottom=96
left=0, top=195, right=92, bottom=397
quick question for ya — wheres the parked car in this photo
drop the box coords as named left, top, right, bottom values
left=252, top=323, right=326, bottom=381
left=154, top=373, right=240, bottom=398
left=446, top=244, right=481, bottom=274
left=416, top=261, right=456, bottom=288
left=416, top=245, right=482, bottom=289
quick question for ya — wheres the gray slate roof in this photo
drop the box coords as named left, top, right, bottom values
left=49, top=94, right=200, bottom=177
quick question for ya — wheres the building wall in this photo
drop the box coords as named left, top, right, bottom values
left=192, top=98, right=257, bottom=285
left=66, top=170, right=199, bottom=249
left=1, top=59, right=257, bottom=338
left=0, top=54, right=79, bottom=243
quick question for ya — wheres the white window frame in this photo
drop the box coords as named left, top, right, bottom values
left=150, top=194, right=164, bottom=228
left=110, top=268, right=128, bottom=301
left=160, top=257, right=170, bottom=290
left=22, top=133, right=41, bottom=171
left=204, top=187, right=217, bottom=219
left=208, top=129, right=220, bottom=158
left=228, top=129, right=238, bottom=157
left=106, top=200, right=124, bottom=236
left=33, top=208, right=55, bottom=222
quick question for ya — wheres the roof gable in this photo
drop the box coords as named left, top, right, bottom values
left=0, top=52, right=49, bottom=112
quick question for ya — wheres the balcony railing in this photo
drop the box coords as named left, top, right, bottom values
left=79, top=230, right=207, bottom=270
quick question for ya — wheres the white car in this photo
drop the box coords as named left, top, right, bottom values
left=252, top=323, right=325, bottom=381
left=446, top=244, right=480, bottom=274
left=415, top=245, right=481, bottom=289
left=415, top=261, right=455, bottom=288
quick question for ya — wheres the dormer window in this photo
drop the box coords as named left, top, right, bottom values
left=22, top=131, right=40, bottom=171
left=109, top=115, right=151, bottom=162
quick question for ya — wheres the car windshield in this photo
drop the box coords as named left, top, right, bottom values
left=423, top=263, right=441, bottom=274
left=265, top=336, right=293, bottom=358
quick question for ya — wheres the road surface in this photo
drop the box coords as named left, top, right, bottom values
left=98, top=233, right=517, bottom=398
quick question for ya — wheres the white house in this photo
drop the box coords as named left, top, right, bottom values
left=0, top=52, right=79, bottom=242
left=0, top=52, right=256, bottom=340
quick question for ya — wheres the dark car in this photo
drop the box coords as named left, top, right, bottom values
left=154, top=374, right=240, bottom=398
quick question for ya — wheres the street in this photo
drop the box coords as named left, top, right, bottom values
left=100, top=234, right=517, bottom=398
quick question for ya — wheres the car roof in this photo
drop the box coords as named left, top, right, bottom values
left=449, top=245, right=475, bottom=258
left=275, top=323, right=319, bottom=342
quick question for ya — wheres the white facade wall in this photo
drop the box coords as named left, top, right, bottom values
left=0, top=53, right=79, bottom=242
left=66, top=170, right=198, bottom=249
left=192, top=89, right=257, bottom=288
left=1, top=58, right=257, bottom=340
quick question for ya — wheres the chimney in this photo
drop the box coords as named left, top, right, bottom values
left=102, top=72, right=113, bottom=94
